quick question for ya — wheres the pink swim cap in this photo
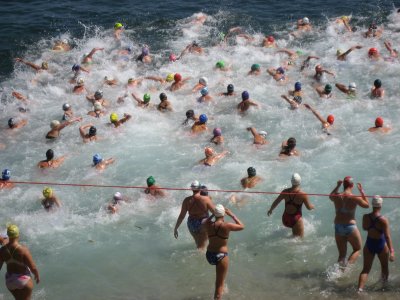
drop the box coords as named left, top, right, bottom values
left=169, top=53, right=177, bottom=62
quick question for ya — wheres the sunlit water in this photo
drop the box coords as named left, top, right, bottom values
left=1, top=8, right=400, bottom=300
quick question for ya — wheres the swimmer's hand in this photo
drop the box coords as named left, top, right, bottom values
left=390, top=252, right=395, bottom=262
left=174, top=228, right=179, bottom=239
left=357, top=183, right=364, bottom=192
left=337, top=180, right=343, bottom=186
left=267, top=209, right=273, bottom=216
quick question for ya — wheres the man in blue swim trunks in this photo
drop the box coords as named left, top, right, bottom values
left=174, top=181, right=215, bottom=249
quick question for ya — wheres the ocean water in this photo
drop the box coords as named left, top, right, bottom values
left=1, top=1, right=400, bottom=299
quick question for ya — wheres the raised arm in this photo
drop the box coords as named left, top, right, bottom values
left=59, top=117, right=81, bottom=131
left=54, top=196, right=62, bottom=208
left=304, top=104, right=326, bottom=125
left=79, top=124, right=91, bottom=138
left=281, top=95, right=295, bottom=105
left=119, top=114, right=132, bottom=124
left=329, top=180, right=342, bottom=201
left=87, top=48, right=104, bottom=58
left=225, top=208, right=245, bottom=231
left=355, top=183, right=369, bottom=208
left=246, top=127, right=258, bottom=138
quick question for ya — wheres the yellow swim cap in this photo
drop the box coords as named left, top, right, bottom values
left=43, top=187, right=53, bottom=198
left=110, top=113, right=119, bottom=123
left=341, top=16, right=349, bottom=21
left=42, top=62, right=49, bottom=70
left=166, top=73, right=174, bottom=82
left=7, top=224, right=19, bottom=238
left=114, top=23, right=123, bottom=30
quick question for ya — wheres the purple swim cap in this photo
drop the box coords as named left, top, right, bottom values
left=213, top=128, right=222, bottom=136
left=242, top=91, right=249, bottom=100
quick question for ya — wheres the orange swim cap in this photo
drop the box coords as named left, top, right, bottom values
left=204, top=147, right=214, bottom=156
left=375, top=117, right=383, bottom=127
left=327, top=115, right=334, bottom=125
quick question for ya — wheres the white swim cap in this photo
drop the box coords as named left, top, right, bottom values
left=190, top=180, right=201, bottom=190
left=349, top=82, right=356, bottom=90
left=214, top=204, right=225, bottom=217
left=77, top=77, right=84, bottom=86
left=104, top=76, right=114, bottom=81
left=259, top=130, right=268, bottom=137
left=303, top=17, right=310, bottom=24
left=114, top=192, right=122, bottom=201
left=291, top=173, right=301, bottom=186
left=50, top=120, right=60, bottom=129
left=62, top=39, right=68, bottom=44
left=199, top=77, right=208, bottom=86
left=372, top=195, right=383, bottom=208
left=94, top=102, right=102, bottom=111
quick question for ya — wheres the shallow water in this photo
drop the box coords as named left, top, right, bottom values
left=1, top=2, right=400, bottom=300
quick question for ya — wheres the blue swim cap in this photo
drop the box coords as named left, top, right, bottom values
left=200, top=87, right=209, bottom=96
left=294, top=82, right=301, bottom=91
left=242, top=91, right=249, bottom=100
left=2, top=169, right=10, bottom=181
left=277, top=67, right=285, bottom=74
left=199, top=114, right=208, bottom=124
left=93, top=154, right=102, bottom=165
left=72, top=64, right=80, bottom=72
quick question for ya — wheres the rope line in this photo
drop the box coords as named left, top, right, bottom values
left=8, top=181, right=400, bottom=199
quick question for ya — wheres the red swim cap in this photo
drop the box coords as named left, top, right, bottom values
left=327, top=115, right=334, bottom=125
left=174, top=73, right=182, bottom=82
left=343, top=176, right=354, bottom=189
left=368, top=48, right=378, bottom=56
left=267, top=36, right=274, bottom=42
left=375, top=117, right=383, bottom=127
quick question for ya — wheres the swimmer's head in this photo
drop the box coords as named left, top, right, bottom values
left=166, top=73, right=174, bottom=82
left=104, top=76, right=114, bottom=82
left=200, top=185, right=208, bottom=196
left=42, top=187, right=53, bottom=198
left=199, top=114, right=208, bottom=124
left=291, top=173, right=301, bottom=186
left=293, top=96, right=302, bottom=104
left=8, top=118, right=15, bottom=128
left=41, top=62, right=48, bottom=70
left=216, top=60, right=225, bottom=69
left=174, top=73, right=182, bottom=82
left=76, top=77, right=84, bottom=86
left=200, top=87, right=209, bottom=96
left=142, top=46, right=149, bottom=56
left=128, top=78, right=134, bottom=84
left=169, top=53, right=177, bottom=62
left=199, top=77, right=208, bottom=86
left=110, top=113, right=118, bottom=123
left=159, top=93, right=167, bottom=101
left=368, top=48, right=379, bottom=57
left=247, top=167, right=256, bottom=177
left=62, top=39, right=68, bottom=44
left=93, top=153, right=102, bottom=165
left=267, top=36, right=274, bottom=42
left=276, top=67, right=285, bottom=74
left=375, top=117, right=384, bottom=127
left=372, top=195, right=383, bottom=208
left=89, top=126, right=97, bottom=137
left=242, top=91, right=249, bottom=100
left=327, top=115, right=335, bottom=125
left=2, top=169, right=11, bottom=181
left=190, top=180, right=201, bottom=191
left=7, top=224, right=19, bottom=239
left=213, top=128, right=222, bottom=137
left=114, top=22, right=123, bottom=30
left=287, top=137, right=296, bottom=149
left=336, top=49, right=343, bottom=56
left=315, top=64, right=323, bottom=72
left=214, top=204, right=225, bottom=217
left=146, top=176, right=155, bottom=187
left=324, top=84, right=332, bottom=94
left=50, top=120, right=60, bottom=129
left=374, top=79, right=382, bottom=88
left=62, top=103, right=71, bottom=111
left=72, top=64, right=80, bottom=72
left=227, top=84, right=234, bottom=93
left=251, top=64, right=261, bottom=71
left=143, top=93, right=151, bottom=103
left=302, top=17, right=310, bottom=24
left=341, top=16, right=349, bottom=21
left=46, top=149, right=54, bottom=161
left=369, top=22, right=378, bottom=30
left=296, top=50, right=303, bottom=56
left=343, top=176, right=354, bottom=189
left=114, top=192, right=123, bottom=201
left=294, top=82, right=302, bottom=91
left=125, top=46, right=132, bottom=53
left=259, top=130, right=268, bottom=138
left=94, top=102, right=102, bottom=111
left=205, top=147, right=214, bottom=157
left=94, top=90, right=103, bottom=100
left=186, top=109, right=194, bottom=119
left=348, top=82, right=357, bottom=91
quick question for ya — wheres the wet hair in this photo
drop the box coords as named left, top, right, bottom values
left=46, top=149, right=54, bottom=161
left=89, top=126, right=97, bottom=137
left=182, top=109, right=195, bottom=125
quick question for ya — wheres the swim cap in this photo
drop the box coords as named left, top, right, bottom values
left=200, top=185, right=208, bottom=196
left=8, top=118, right=15, bottom=128
left=372, top=195, right=383, bottom=208
left=247, top=167, right=256, bottom=177
left=62, top=39, right=68, bottom=44
left=296, top=50, right=304, bottom=56
left=110, top=113, right=118, bottom=123
left=214, top=204, right=225, bottom=217
left=216, top=60, right=225, bottom=69
left=128, top=78, right=134, bottom=83
left=72, top=64, right=80, bottom=72
left=368, top=48, right=378, bottom=56
left=169, top=53, right=177, bottom=62
left=267, top=36, right=274, bottom=42
left=251, top=64, right=260, bottom=71
left=93, top=154, right=102, bottom=165
left=343, top=176, right=354, bottom=189
left=348, top=82, right=356, bottom=90
left=62, top=103, right=71, bottom=111
left=77, top=77, right=84, bottom=86
left=104, top=76, right=114, bottom=81
left=302, top=17, right=310, bottom=24
left=2, top=169, right=11, bottom=181
left=336, top=49, right=343, bottom=56
left=142, top=47, right=149, bottom=56
left=276, top=67, right=285, bottom=74
left=114, top=22, right=123, bottom=30
left=199, top=114, right=208, bottom=124
left=94, top=90, right=103, bottom=100
left=143, top=93, right=151, bottom=103
left=166, top=73, right=174, bottom=82
left=327, top=115, right=334, bottom=125
left=294, top=82, right=302, bottom=91
left=259, top=130, right=268, bottom=138
left=205, top=147, right=214, bottom=156
left=374, top=79, right=382, bottom=88
left=242, top=91, right=249, bottom=100
left=227, top=84, right=234, bottom=93
left=41, top=62, right=48, bottom=70
left=199, top=77, right=208, bottom=86
left=324, top=84, right=332, bottom=93
left=341, top=16, right=349, bottom=21
left=200, top=87, right=209, bottom=96
left=89, top=126, right=97, bottom=136
left=293, top=96, right=302, bottom=104
left=159, top=93, right=167, bottom=101
left=146, top=176, right=155, bottom=187
left=192, top=41, right=199, bottom=47
left=291, top=173, right=301, bottom=186
left=174, top=73, right=182, bottom=82
left=186, top=109, right=194, bottom=118
left=287, top=137, right=296, bottom=148
left=125, top=46, right=132, bottom=53
left=94, top=102, right=102, bottom=111
left=7, top=224, right=19, bottom=239
left=375, top=117, right=383, bottom=127
left=50, top=120, right=60, bottom=129
left=114, top=192, right=122, bottom=201
left=46, top=149, right=54, bottom=160
left=43, top=187, right=53, bottom=198
left=190, top=180, right=201, bottom=190
left=213, top=127, right=222, bottom=137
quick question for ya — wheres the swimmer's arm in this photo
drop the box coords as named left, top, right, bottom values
left=16, top=119, right=28, bottom=128
left=61, top=117, right=82, bottom=130
left=329, top=180, right=342, bottom=202
left=105, top=158, right=115, bottom=166
left=323, top=69, right=335, bottom=77
left=249, top=100, right=259, bottom=107
left=145, top=76, right=165, bottom=83
left=304, top=104, right=325, bottom=125
left=80, top=66, right=90, bottom=73
left=54, top=196, right=62, bottom=208
left=383, top=218, right=395, bottom=261
left=356, top=183, right=369, bottom=208
left=225, top=208, right=244, bottom=231
left=12, top=91, right=27, bottom=101
left=246, top=127, right=258, bottom=138
left=277, top=49, right=295, bottom=57
left=303, top=195, right=314, bottom=210
left=267, top=68, right=276, bottom=76
left=237, top=33, right=254, bottom=41
left=15, top=58, right=41, bottom=71
left=343, top=20, right=352, bottom=32
left=315, top=87, right=324, bottom=97
left=87, top=48, right=104, bottom=58
left=267, top=193, right=285, bottom=216
left=335, top=83, right=349, bottom=94
left=119, top=114, right=132, bottom=124
left=131, top=93, right=142, bottom=103
left=182, top=77, right=191, bottom=83
left=79, top=124, right=92, bottom=138
left=281, top=95, right=295, bottom=105
left=23, top=249, right=40, bottom=284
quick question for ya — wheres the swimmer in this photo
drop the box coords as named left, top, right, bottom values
left=281, top=95, right=302, bottom=110
left=0, top=169, right=14, bottom=189
left=199, top=147, right=229, bottom=166
left=364, top=22, right=383, bottom=38
left=126, top=77, right=144, bottom=88
left=174, top=180, right=216, bottom=249
left=114, top=22, right=124, bottom=40
left=87, top=102, right=105, bottom=118
left=182, top=109, right=198, bottom=125
left=219, top=84, right=235, bottom=96
left=224, top=27, right=254, bottom=43
left=73, top=77, right=86, bottom=94
left=267, top=67, right=287, bottom=82
left=132, top=92, right=152, bottom=108
left=368, top=48, right=381, bottom=61
left=109, top=113, right=132, bottom=128
left=41, top=187, right=61, bottom=211
left=215, top=60, right=230, bottom=72
left=289, top=81, right=303, bottom=97
left=157, top=93, right=173, bottom=112
left=384, top=40, right=398, bottom=58
left=136, top=46, right=152, bottom=63
left=300, top=55, right=319, bottom=71
left=237, top=91, right=259, bottom=113
left=276, top=49, right=300, bottom=68
left=62, top=103, right=74, bottom=121
left=0, top=233, right=8, bottom=246
left=82, top=48, right=104, bottom=64
left=263, top=35, right=277, bottom=48
left=329, top=177, right=369, bottom=266
left=198, top=87, right=212, bottom=103
left=178, top=41, right=204, bottom=59
left=69, top=64, right=89, bottom=84
left=247, top=127, right=268, bottom=145
left=169, top=53, right=177, bottom=62
left=15, top=58, right=48, bottom=72
left=192, top=77, right=208, bottom=93
left=144, top=176, right=166, bottom=198
left=371, top=79, right=384, bottom=99
left=368, top=117, right=391, bottom=133
left=0, top=224, right=40, bottom=300
left=315, top=84, right=333, bottom=99
left=357, top=196, right=395, bottom=292
left=314, top=64, right=335, bottom=82
left=103, top=76, right=118, bottom=87
left=204, top=204, right=244, bottom=300
left=248, top=64, right=261, bottom=76
left=210, top=128, right=224, bottom=145
left=79, top=124, right=98, bottom=143
left=191, top=114, right=208, bottom=134
left=304, top=104, right=334, bottom=133
left=11, top=91, right=28, bottom=103
left=192, top=13, right=207, bottom=25
left=169, top=73, right=190, bottom=92
left=297, top=17, right=312, bottom=31
left=107, top=192, right=125, bottom=214
left=241, top=167, right=262, bottom=189
left=279, top=137, right=299, bottom=157
left=52, top=39, right=71, bottom=51
left=37, top=149, right=66, bottom=169
left=336, top=45, right=362, bottom=61
left=86, top=90, right=109, bottom=107
left=335, top=82, right=357, bottom=97
left=45, top=117, right=82, bottom=139
left=7, top=118, right=27, bottom=130
left=334, top=15, right=353, bottom=32
left=268, top=173, right=314, bottom=237
left=92, top=154, right=115, bottom=171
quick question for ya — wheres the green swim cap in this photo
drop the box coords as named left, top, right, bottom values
left=325, top=84, right=332, bottom=93
left=114, top=23, right=123, bottom=30
left=143, top=93, right=151, bottom=103
left=219, top=32, right=226, bottom=40
left=216, top=60, right=225, bottom=69
left=251, top=63, right=260, bottom=71
left=147, top=176, right=155, bottom=187
left=296, top=50, right=303, bottom=56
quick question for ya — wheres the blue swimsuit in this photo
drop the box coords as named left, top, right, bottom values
left=365, top=215, right=386, bottom=254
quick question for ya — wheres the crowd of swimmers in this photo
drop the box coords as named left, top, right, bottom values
left=1, top=11, right=399, bottom=300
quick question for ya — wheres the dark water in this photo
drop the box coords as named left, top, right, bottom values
left=0, top=0, right=397, bottom=80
